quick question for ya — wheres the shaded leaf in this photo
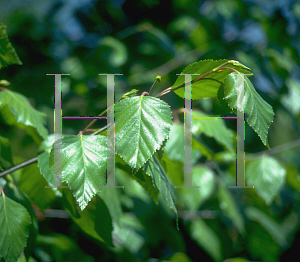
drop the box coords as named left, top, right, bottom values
left=71, top=195, right=114, bottom=246
left=97, top=188, right=123, bottom=225
left=36, top=234, right=94, bottom=262
left=112, top=214, right=145, bottom=254
left=0, top=135, right=13, bottom=169
left=191, top=219, right=222, bottom=261
left=115, top=154, right=159, bottom=204
left=218, top=181, right=245, bottom=234
left=18, top=163, right=58, bottom=211
left=245, top=207, right=288, bottom=247
left=164, top=123, right=201, bottom=163
left=62, top=187, right=81, bottom=219
left=162, top=153, right=184, bottom=187
left=37, top=151, right=63, bottom=198
left=192, top=110, right=235, bottom=154
left=143, top=154, right=177, bottom=228
left=0, top=23, right=22, bottom=69
left=0, top=90, right=48, bottom=143
left=246, top=155, right=286, bottom=205
left=281, top=78, right=300, bottom=116
left=182, top=166, right=215, bottom=210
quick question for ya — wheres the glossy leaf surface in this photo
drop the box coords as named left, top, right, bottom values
left=0, top=192, right=31, bottom=262
left=115, top=96, right=172, bottom=170
left=223, top=74, right=274, bottom=147
left=172, top=59, right=251, bottom=100
left=49, top=135, right=107, bottom=210
left=0, top=90, right=48, bottom=143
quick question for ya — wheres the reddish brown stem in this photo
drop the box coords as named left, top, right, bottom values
left=0, top=186, right=4, bottom=196
left=156, top=66, right=239, bottom=99
left=155, top=87, right=171, bottom=98
left=217, top=67, right=239, bottom=73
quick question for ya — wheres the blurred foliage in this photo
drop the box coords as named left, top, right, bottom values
left=0, top=0, right=300, bottom=261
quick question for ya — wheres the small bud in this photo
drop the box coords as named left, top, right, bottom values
left=0, top=80, right=11, bottom=86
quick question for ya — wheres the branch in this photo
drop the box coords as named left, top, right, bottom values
left=155, top=63, right=233, bottom=99
left=246, top=139, right=300, bottom=160
left=0, top=157, right=38, bottom=178
left=0, top=124, right=112, bottom=177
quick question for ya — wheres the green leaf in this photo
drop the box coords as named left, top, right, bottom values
left=2, top=183, right=39, bottom=261
left=164, top=123, right=201, bottom=163
left=281, top=78, right=300, bottom=116
left=49, top=135, right=107, bottom=210
left=0, top=23, right=22, bottom=69
left=120, top=89, right=139, bottom=99
left=99, top=36, right=128, bottom=67
left=246, top=155, right=286, bottom=205
left=115, top=154, right=159, bottom=204
left=0, top=136, right=13, bottom=169
left=0, top=191, right=31, bottom=262
left=223, top=74, right=275, bottom=147
left=285, top=166, right=300, bottom=191
left=18, top=163, right=58, bottom=211
left=182, top=166, right=215, bottom=210
left=191, top=219, right=222, bottom=261
left=115, top=96, right=172, bottom=170
left=62, top=187, right=81, bottom=219
left=0, top=178, right=6, bottom=189
left=112, top=214, right=145, bottom=254
left=38, top=134, right=56, bottom=153
left=70, top=195, right=114, bottom=246
left=162, top=153, right=184, bottom=187
left=218, top=181, right=245, bottom=234
left=36, top=234, right=94, bottom=262
left=0, top=90, right=48, bottom=143
left=224, top=258, right=250, bottom=262
left=37, top=151, right=62, bottom=198
left=143, top=154, right=178, bottom=228
left=97, top=188, right=123, bottom=225
left=192, top=110, right=235, bottom=154
left=172, top=59, right=251, bottom=100
left=245, top=207, right=288, bottom=247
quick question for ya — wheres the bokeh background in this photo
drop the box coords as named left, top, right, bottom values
left=0, top=0, right=300, bottom=261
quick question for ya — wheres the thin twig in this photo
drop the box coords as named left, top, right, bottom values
left=0, top=157, right=38, bottom=178
left=155, top=62, right=233, bottom=99
left=148, top=76, right=161, bottom=96
left=0, top=124, right=113, bottom=177
left=246, top=139, right=300, bottom=160
left=0, top=86, right=9, bottom=91
left=90, top=123, right=111, bottom=135
left=77, top=108, right=108, bottom=136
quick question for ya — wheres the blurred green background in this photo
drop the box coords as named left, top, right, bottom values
left=0, top=0, right=300, bottom=261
